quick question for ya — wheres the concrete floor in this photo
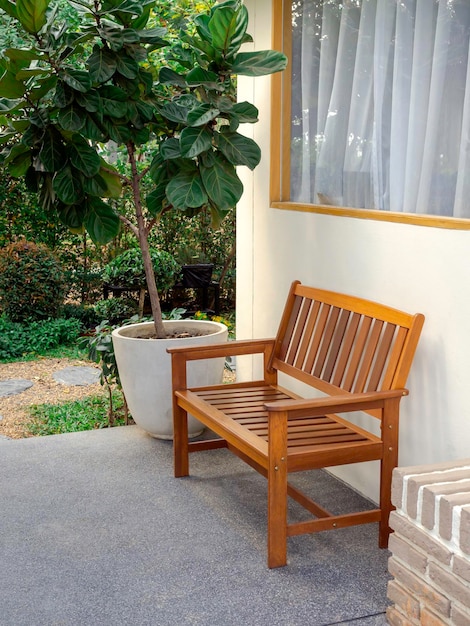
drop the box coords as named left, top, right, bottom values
left=0, top=425, right=390, bottom=626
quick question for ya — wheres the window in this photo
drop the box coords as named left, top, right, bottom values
left=272, top=0, right=470, bottom=224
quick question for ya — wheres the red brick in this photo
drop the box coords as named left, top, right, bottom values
left=389, top=533, right=427, bottom=574
left=453, top=554, right=470, bottom=584
left=428, top=561, right=470, bottom=608
left=387, top=579, right=420, bottom=619
left=386, top=605, right=418, bottom=626
left=420, top=606, right=449, bottom=625
left=389, top=512, right=452, bottom=565
left=439, top=493, right=470, bottom=541
left=388, top=557, right=450, bottom=617
left=421, top=482, right=470, bottom=531
left=451, top=602, right=470, bottom=626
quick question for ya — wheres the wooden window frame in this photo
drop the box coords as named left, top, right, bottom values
left=269, top=0, right=470, bottom=231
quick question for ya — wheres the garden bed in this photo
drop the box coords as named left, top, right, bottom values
left=0, top=358, right=101, bottom=439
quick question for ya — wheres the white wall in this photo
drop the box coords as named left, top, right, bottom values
left=236, top=0, right=470, bottom=502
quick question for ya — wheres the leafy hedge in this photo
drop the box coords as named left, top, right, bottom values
left=0, top=317, right=82, bottom=361
left=0, top=240, right=66, bottom=322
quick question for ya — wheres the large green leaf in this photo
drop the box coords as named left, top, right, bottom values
left=98, top=24, right=140, bottom=48
left=160, top=138, right=181, bottom=160
left=8, top=149, right=31, bottom=177
left=54, top=82, right=74, bottom=108
left=98, top=86, right=128, bottom=117
left=217, top=130, right=261, bottom=170
left=83, top=113, right=107, bottom=142
left=130, top=126, right=150, bottom=145
left=115, top=54, right=139, bottom=79
left=231, top=101, right=259, bottom=123
left=84, top=197, right=120, bottom=245
left=4, top=48, right=44, bottom=62
left=53, top=166, right=84, bottom=204
left=83, top=173, right=109, bottom=196
left=38, top=128, right=66, bottom=172
left=160, top=102, right=190, bottom=125
left=187, top=103, right=219, bottom=127
left=88, top=46, right=117, bottom=83
left=0, top=71, right=26, bottom=98
left=186, top=67, right=220, bottom=89
left=58, top=203, right=86, bottom=231
left=16, top=0, right=49, bottom=34
left=101, top=117, right=131, bottom=143
left=180, top=127, right=212, bottom=158
left=208, top=7, right=237, bottom=54
left=136, top=27, right=167, bottom=45
left=3, top=142, right=29, bottom=164
left=129, top=0, right=153, bottom=29
left=29, top=75, right=57, bottom=102
left=0, top=0, right=18, bottom=19
left=146, top=184, right=167, bottom=217
left=61, top=69, right=92, bottom=93
left=58, top=103, right=86, bottom=131
left=97, top=162, right=122, bottom=198
left=226, top=4, right=250, bottom=58
left=102, top=0, right=142, bottom=17
left=76, top=90, right=101, bottom=113
left=231, top=50, right=288, bottom=76
left=200, top=158, right=243, bottom=210
left=166, top=170, right=208, bottom=210
left=68, top=136, right=101, bottom=177
left=159, top=67, right=187, bottom=87
left=15, top=67, right=48, bottom=80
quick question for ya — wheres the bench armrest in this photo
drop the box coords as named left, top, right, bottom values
left=167, top=338, right=275, bottom=361
left=264, top=388, right=408, bottom=418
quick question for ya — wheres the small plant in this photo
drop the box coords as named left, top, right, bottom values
left=0, top=316, right=82, bottom=361
left=193, top=310, right=235, bottom=338
left=162, top=307, right=186, bottom=320
left=93, top=298, right=138, bottom=325
left=0, top=240, right=66, bottom=322
left=27, top=391, right=128, bottom=436
left=79, top=318, right=139, bottom=424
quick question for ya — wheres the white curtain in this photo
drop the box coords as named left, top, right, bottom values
left=290, top=0, right=470, bottom=217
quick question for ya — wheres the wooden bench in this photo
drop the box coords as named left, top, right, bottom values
left=168, top=281, right=425, bottom=568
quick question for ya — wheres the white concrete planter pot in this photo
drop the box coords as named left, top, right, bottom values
left=112, top=319, right=228, bottom=439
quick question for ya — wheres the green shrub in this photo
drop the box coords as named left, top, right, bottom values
left=102, top=248, right=179, bottom=293
left=0, top=317, right=82, bottom=361
left=61, top=303, right=100, bottom=329
left=93, top=298, right=138, bottom=324
left=0, top=240, right=66, bottom=322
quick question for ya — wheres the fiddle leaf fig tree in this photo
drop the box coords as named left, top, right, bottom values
left=0, top=0, right=287, bottom=338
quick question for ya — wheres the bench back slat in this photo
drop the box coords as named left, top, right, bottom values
left=269, top=281, right=424, bottom=396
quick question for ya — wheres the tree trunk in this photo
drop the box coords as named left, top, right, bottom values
left=127, top=142, right=166, bottom=339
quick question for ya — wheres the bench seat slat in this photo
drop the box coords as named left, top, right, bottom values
left=189, top=386, right=381, bottom=459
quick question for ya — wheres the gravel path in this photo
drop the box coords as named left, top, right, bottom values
left=0, top=358, right=102, bottom=439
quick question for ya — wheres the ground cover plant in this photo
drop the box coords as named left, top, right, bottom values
left=27, top=390, right=127, bottom=435
left=0, top=316, right=82, bottom=361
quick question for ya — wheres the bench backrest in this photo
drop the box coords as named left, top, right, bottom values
left=270, top=281, right=424, bottom=401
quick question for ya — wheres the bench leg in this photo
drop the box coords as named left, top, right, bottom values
left=173, top=401, right=189, bottom=478
left=379, top=398, right=400, bottom=548
left=267, top=410, right=288, bottom=568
